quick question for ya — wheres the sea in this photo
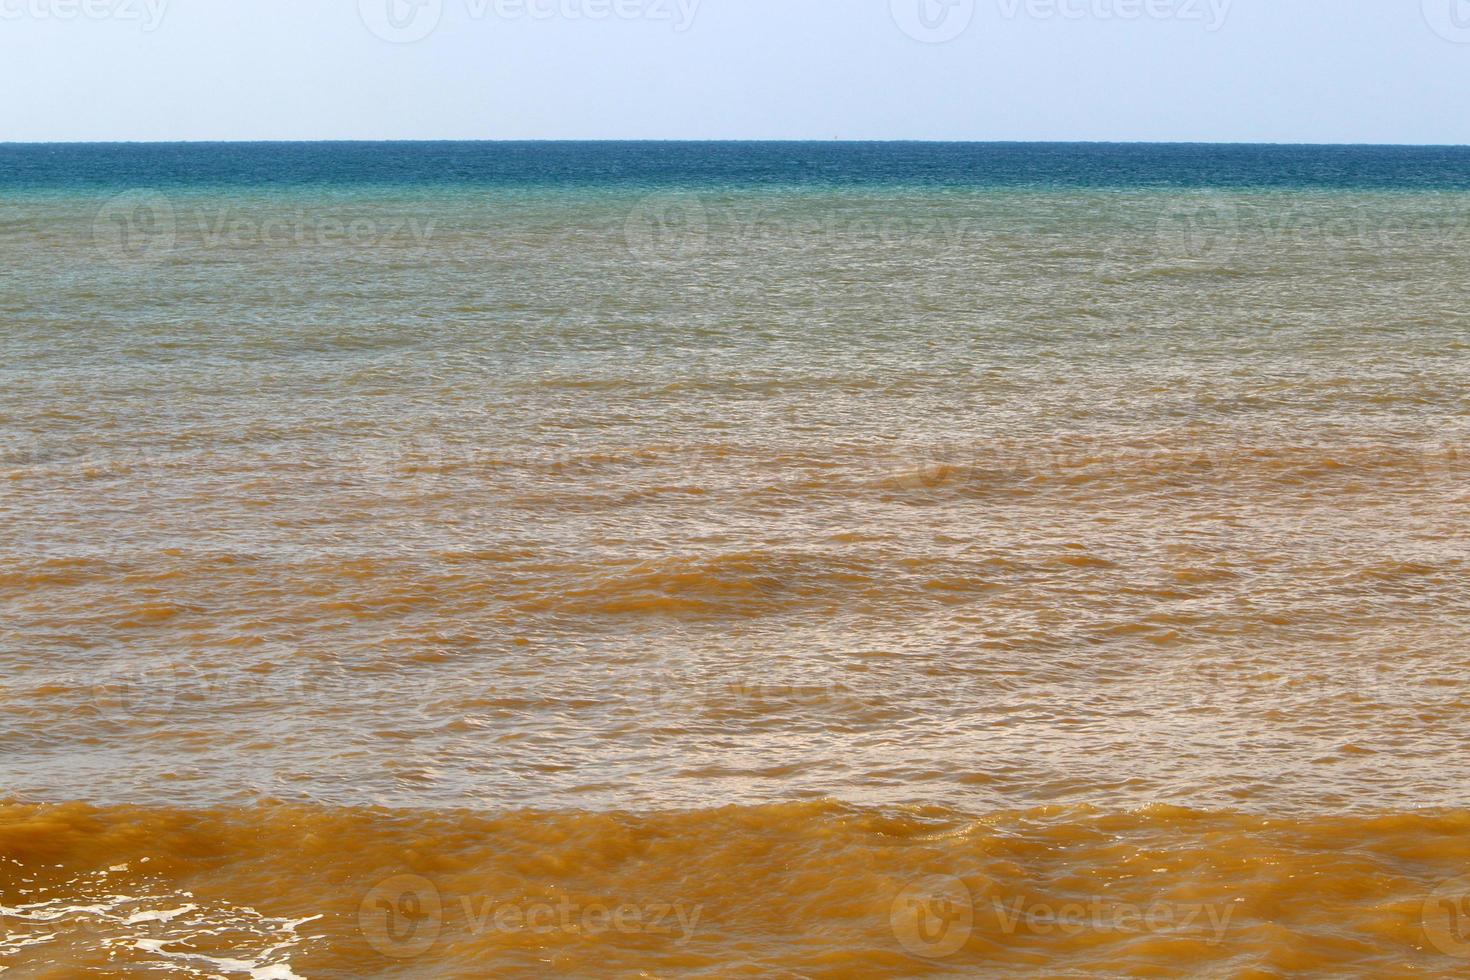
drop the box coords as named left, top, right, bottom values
left=2, top=142, right=1469, bottom=976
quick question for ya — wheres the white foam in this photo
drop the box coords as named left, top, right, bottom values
left=124, top=904, right=198, bottom=925
left=0, top=884, right=319, bottom=978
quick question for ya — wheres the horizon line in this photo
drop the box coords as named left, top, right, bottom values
left=4, top=138, right=1470, bottom=148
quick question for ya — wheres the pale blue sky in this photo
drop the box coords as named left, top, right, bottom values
left=2, top=0, right=1467, bottom=143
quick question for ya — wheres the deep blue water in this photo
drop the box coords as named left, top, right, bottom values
left=1, top=141, right=1468, bottom=191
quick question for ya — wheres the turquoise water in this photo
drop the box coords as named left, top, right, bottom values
left=4, top=141, right=1470, bottom=190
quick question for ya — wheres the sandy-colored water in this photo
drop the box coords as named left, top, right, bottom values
left=3, top=183, right=1469, bottom=976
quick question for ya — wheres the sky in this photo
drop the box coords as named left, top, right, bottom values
left=1, top=0, right=1468, bottom=143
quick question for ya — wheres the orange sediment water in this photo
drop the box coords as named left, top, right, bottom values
left=5, top=801, right=1470, bottom=977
